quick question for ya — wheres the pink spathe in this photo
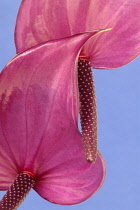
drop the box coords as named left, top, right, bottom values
left=15, top=0, right=140, bottom=68
left=0, top=33, right=105, bottom=205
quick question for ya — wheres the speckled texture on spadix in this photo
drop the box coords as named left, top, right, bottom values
left=0, top=173, right=35, bottom=210
left=78, top=60, right=97, bottom=163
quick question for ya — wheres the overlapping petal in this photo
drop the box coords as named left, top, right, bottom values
left=15, top=0, right=140, bottom=68
left=0, top=32, right=105, bottom=204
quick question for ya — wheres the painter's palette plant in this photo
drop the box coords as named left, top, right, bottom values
left=0, top=0, right=140, bottom=209
left=15, top=0, right=140, bottom=163
left=0, top=33, right=105, bottom=209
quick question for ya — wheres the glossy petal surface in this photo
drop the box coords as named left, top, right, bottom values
left=15, top=0, right=140, bottom=68
left=0, top=33, right=105, bottom=204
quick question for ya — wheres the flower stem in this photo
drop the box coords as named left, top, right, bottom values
left=0, top=173, right=35, bottom=210
left=78, top=60, right=98, bottom=163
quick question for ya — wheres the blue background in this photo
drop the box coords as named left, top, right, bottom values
left=0, top=1, right=140, bottom=209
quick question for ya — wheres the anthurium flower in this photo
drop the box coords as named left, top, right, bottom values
left=15, top=0, right=140, bottom=163
left=0, top=32, right=105, bottom=209
left=15, top=0, right=140, bottom=67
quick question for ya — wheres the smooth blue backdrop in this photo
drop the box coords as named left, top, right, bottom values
left=0, top=1, right=140, bottom=210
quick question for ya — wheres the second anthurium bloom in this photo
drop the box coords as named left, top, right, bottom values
left=15, top=0, right=140, bottom=163
left=0, top=33, right=105, bottom=209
